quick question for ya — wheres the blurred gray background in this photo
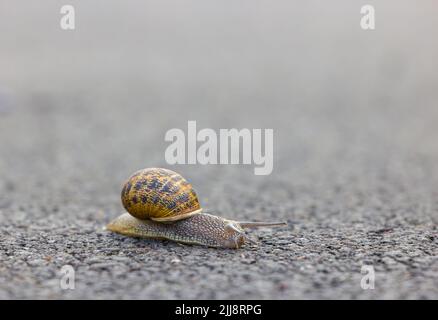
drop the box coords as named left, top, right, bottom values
left=0, top=1, right=437, bottom=299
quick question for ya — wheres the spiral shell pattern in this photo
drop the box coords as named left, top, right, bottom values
left=121, top=168, right=202, bottom=222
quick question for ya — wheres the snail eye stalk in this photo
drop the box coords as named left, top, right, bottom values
left=237, top=221, right=288, bottom=229
left=224, top=222, right=243, bottom=235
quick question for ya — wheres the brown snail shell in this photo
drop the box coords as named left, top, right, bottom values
left=121, top=167, right=202, bottom=222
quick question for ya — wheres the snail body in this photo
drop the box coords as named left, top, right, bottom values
left=106, top=168, right=286, bottom=249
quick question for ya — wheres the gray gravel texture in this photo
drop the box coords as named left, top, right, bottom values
left=0, top=1, right=437, bottom=299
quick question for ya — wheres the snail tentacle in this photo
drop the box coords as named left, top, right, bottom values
left=236, top=221, right=288, bottom=229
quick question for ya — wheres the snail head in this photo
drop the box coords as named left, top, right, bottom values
left=223, top=222, right=257, bottom=249
left=223, top=220, right=288, bottom=249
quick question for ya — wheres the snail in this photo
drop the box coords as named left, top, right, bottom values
left=106, top=168, right=287, bottom=248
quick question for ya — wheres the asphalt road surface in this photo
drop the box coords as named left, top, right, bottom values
left=0, top=2, right=437, bottom=299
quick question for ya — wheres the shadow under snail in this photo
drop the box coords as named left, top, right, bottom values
left=106, top=168, right=287, bottom=248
